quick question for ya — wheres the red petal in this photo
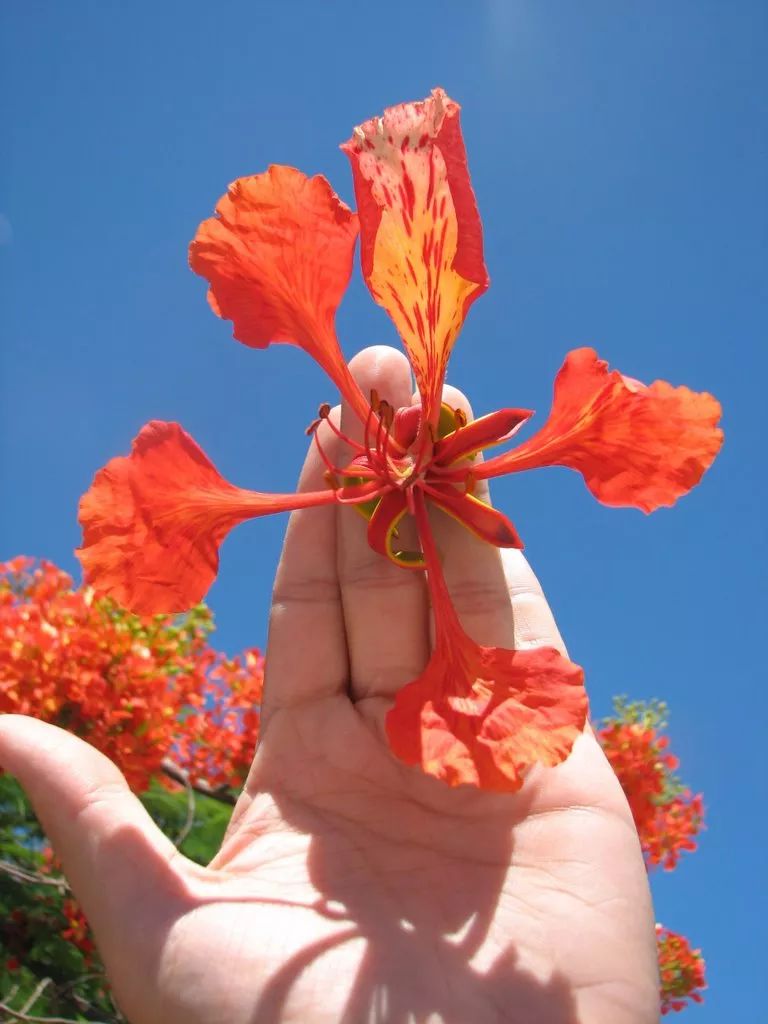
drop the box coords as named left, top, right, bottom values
left=432, top=407, right=532, bottom=465
left=77, top=421, right=335, bottom=614
left=385, top=492, right=587, bottom=791
left=189, top=166, right=368, bottom=421
left=342, top=89, right=488, bottom=428
left=425, top=485, right=523, bottom=548
left=387, top=635, right=587, bottom=792
left=478, top=348, right=724, bottom=512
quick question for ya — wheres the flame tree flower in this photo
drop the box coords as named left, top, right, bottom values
left=77, top=89, right=723, bottom=793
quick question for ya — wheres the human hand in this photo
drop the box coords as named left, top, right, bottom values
left=0, top=347, right=660, bottom=1024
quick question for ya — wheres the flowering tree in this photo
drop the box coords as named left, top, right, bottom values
left=1, top=557, right=705, bottom=1018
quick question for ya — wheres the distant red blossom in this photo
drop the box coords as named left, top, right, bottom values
left=657, top=924, right=707, bottom=1014
left=61, top=899, right=95, bottom=959
left=0, top=558, right=263, bottom=792
left=598, top=699, right=704, bottom=871
left=174, top=647, right=264, bottom=788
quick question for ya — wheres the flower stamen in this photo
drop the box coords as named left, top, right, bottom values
left=316, top=404, right=366, bottom=454
left=311, top=430, right=346, bottom=480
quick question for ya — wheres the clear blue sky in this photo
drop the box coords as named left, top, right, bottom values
left=1, top=1, right=765, bottom=1017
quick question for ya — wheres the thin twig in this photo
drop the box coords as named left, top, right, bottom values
left=0, top=1000, right=111, bottom=1024
left=107, top=986, right=126, bottom=1022
left=174, top=776, right=197, bottom=847
left=57, top=972, right=108, bottom=996
left=19, top=979, right=51, bottom=1015
left=0, top=860, right=69, bottom=893
left=160, top=758, right=236, bottom=805
left=2, top=987, right=19, bottom=1008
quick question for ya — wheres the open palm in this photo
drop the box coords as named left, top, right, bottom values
left=0, top=349, right=659, bottom=1024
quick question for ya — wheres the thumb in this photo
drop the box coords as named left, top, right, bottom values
left=0, top=714, right=193, bottom=964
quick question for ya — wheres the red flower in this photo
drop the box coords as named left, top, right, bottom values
left=77, top=89, right=722, bottom=792
left=656, top=924, right=707, bottom=1014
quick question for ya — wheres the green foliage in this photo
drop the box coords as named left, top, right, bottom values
left=601, top=697, right=687, bottom=808
left=140, top=780, right=231, bottom=864
left=608, top=695, right=669, bottom=731
left=0, top=772, right=229, bottom=1020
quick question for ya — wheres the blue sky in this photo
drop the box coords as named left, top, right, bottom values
left=1, top=1, right=766, bottom=1016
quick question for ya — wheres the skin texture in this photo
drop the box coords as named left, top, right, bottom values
left=0, top=347, right=660, bottom=1024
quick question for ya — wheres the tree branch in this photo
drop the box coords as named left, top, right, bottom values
left=19, top=978, right=51, bottom=1015
left=174, top=777, right=197, bottom=847
left=160, top=759, right=236, bottom=805
left=0, top=999, right=111, bottom=1024
left=0, top=859, right=69, bottom=893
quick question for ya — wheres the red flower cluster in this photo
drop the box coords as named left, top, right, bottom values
left=597, top=699, right=704, bottom=871
left=174, top=648, right=264, bottom=788
left=656, top=924, right=707, bottom=1015
left=60, top=899, right=95, bottom=959
left=0, top=557, right=263, bottom=791
left=598, top=701, right=707, bottom=1011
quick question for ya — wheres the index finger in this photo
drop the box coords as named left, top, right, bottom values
left=260, top=410, right=349, bottom=724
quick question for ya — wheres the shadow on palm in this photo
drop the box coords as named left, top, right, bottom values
left=210, top=692, right=596, bottom=1023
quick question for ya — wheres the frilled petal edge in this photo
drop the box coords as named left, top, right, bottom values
left=77, top=421, right=336, bottom=614
left=477, top=348, right=723, bottom=512
left=342, top=88, right=488, bottom=428
left=386, top=640, right=588, bottom=791
left=189, top=165, right=368, bottom=421
left=384, top=490, right=587, bottom=791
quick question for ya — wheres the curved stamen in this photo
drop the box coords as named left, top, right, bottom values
left=312, top=430, right=347, bottom=480
left=375, top=401, right=389, bottom=455
left=315, top=404, right=366, bottom=454
left=379, top=414, right=399, bottom=487
left=412, top=421, right=436, bottom=477
left=336, top=483, right=390, bottom=506
left=363, top=397, right=378, bottom=455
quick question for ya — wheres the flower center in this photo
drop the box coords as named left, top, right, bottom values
left=306, top=394, right=467, bottom=506
left=386, top=452, right=419, bottom=488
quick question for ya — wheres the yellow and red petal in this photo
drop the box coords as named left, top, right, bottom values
left=386, top=639, right=587, bottom=792
left=342, top=89, right=488, bottom=428
left=433, top=407, right=532, bottom=466
left=367, top=490, right=424, bottom=568
left=77, top=421, right=336, bottom=615
left=477, top=348, right=723, bottom=512
left=189, top=165, right=368, bottom=421
left=425, top=484, right=524, bottom=548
